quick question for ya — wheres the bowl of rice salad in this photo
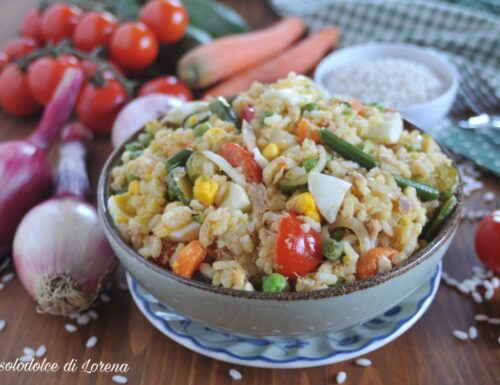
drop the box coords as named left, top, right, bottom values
left=98, top=73, right=462, bottom=337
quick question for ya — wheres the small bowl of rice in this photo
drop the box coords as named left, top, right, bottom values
left=314, top=43, right=459, bottom=132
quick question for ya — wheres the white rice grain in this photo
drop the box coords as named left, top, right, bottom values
left=100, top=293, right=111, bottom=303
left=228, top=368, right=243, bottom=380
left=453, top=330, right=469, bottom=340
left=89, top=310, right=98, bottom=320
left=65, top=323, right=77, bottom=333
left=77, top=313, right=91, bottom=325
left=86, top=336, right=98, bottom=348
left=488, top=318, right=500, bottom=325
left=336, top=371, right=347, bottom=384
left=0, top=320, right=5, bottom=332
left=35, top=345, right=47, bottom=357
left=1, top=272, right=14, bottom=283
left=457, top=284, right=470, bottom=294
left=483, top=191, right=495, bottom=202
left=468, top=326, right=478, bottom=339
left=0, top=282, right=4, bottom=290
left=475, top=314, right=489, bottom=322
left=355, top=358, right=372, bottom=367
left=472, top=291, right=483, bottom=303
left=112, top=375, right=128, bottom=384
left=498, top=337, right=500, bottom=346
left=444, top=277, right=459, bottom=288
left=19, top=355, right=32, bottom=363
left=492, top=277, right=500, bottom=289
left=484, top=289, right=494, bottom=301
left=23, top=347, right=35, bottom=357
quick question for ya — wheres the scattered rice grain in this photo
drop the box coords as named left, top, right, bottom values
left=468, top=326, right=478, bottom=339
left=472, top=291, right=483, bottom=303
left=100, top=293, right=111, bottom=303
left=336, top=371, right=347, bottom=384
left=112, top=375, right=128, bottom=384
left=483, top=192, right=495, bottom=202
left=89, top=310, right=98, bottom=320
left=484, top=289, right=494, bottom=301
left=19, top=355, right=32, bottom=363
left=0, top=320, right=5, bottom=332
left=0, top=283, right=4, bottom=290
left=488, top=318, right=500, bottom=325
left=474, top=314, right=489, bottom=322
left=491, top=277, right=500, bottom=289
left=35, top=345, right=46, bottom=357
left=355, top=358, right=372, bottom=367
left=1, top=272, right=14, bottom=283
left=77, top=313, right=91, bottom=325
left=86, top=336, right=98, bottom=348
left=65, top=323, right=77, bottom=333
left=457, top=284, right=470, bottom=294
left=228, top=368, right=243, bottom=380
left=453, top=330, right=468, bottom=340
left=23, top=347, right=35, bottom=356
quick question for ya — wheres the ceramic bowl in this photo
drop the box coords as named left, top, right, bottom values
left=314, top=43, right=459, bottom=132
left=98, top=121, right=462, bottom=338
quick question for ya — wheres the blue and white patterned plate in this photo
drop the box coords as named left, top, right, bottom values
left=127, top=263, right=441, bottom=369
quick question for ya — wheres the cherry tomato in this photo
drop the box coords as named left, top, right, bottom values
left=76, top=77, right=129, bottom=135
left=109, top=22, right=158, bottom=72
left=41, top=4, right=82, bottom=43
left=73, top=11, right=118, bottom=52
left=0, top=52, right=8, bottom=73
left=21, top=8, right=44, bottom=42
left=475, top=210, right=500, bottom=273
left=0, top=64, right=41, bottom=117
left=275, top=214, right=322, bottom=278
left=219, top=142, right=262, bottom=183
left=356, top=247, right=399, bottom=280
left=4, top=37, right=39, bottom=60
left=138, top=76, right=192, bottom=100
left=139, top=0, right=188, bottom=44
left=27, top=55, right=80, bottom=106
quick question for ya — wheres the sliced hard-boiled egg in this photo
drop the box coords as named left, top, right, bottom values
left=308, top=172, right=351, bottom=223
left=167, top=221, right=201, bottom=242
left=219, top=182, right=251, bottom=212
left=366, top=111, right=403, bottom=145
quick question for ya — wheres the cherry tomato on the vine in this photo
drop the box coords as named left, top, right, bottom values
left=73, top=11, right=118, bottom=52
left=138, top=76, right=192, bottom=100
left=109, top=22, right=159, bottom=73
left=76, top=77, right=129, bottom=135
left=4, top=37, right=40, bottom=60
left=41, top=4, right=82, bottom=43
left=0, top=64, right=41, bottom=117
left=475, top=210, right=500, bottom=273
left=0, top=52, right=8, bottom=73
left=139, top=0, right=189, bottom=44
left=27, top=55, right=80, bottom=106
left=275, top=214, right=322, bottom=278
left=21, top=8, right=44, bottom=42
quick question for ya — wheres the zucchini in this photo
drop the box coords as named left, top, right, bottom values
left=157, top=25, right=213, bottom=73
left=394, top=175, right=440, bottom=201
left=416, top=164, right=458, bottom=198
left=167, top=167, right=193, bottom=205
left=186, top=152, right=219, bottom=182
left=422, top=195, right=457, bottom=241
left=183, top=110, right=212, bottom=129
left=165, top=149, right=194, bottom=171
left=320, top=130, right=378, bottom=170
left=209, top=97, right=239, bottom=126
left=183, top=0, right=250, bottom=38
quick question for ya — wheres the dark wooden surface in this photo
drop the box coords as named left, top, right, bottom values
left=1, top=1, right=499, bottom=384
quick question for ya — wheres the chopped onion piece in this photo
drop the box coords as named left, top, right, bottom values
left=165, top=101, right=209, bottom=125
left=201, top=151, right=246, bottom=186
left=332, top=216, right=375, bottom=253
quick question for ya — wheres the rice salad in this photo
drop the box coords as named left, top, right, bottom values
left=108, top=73, right=458, bottom=293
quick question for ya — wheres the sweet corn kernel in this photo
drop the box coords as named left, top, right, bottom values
left=262, top=143, right=280, bottom=160
left=286, top=192, right=320, bottom=222
left=203, top=127, right=227, bottom=145
left=193, top=176, right=220, bottom=206
left=128, top=180, right=141, bottom=195
left=114, top=193, right=135, bottom=216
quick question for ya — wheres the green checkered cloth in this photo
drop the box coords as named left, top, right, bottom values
left=270, top=0, right=500, bottom=175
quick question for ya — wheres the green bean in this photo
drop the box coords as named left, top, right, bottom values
left=262, top=273, right=288, bottom=293
left=394, top=175, right=440, bottom=201
left=165, top=149, right=194, bottom=171
left=422, top=195, right=457, bottom=241
left=322, top=238, right=344, bottom=261
left=320, top=130, right=378, bottom=169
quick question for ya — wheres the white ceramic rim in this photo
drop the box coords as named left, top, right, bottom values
left=313, top=42, right=459, bottom=112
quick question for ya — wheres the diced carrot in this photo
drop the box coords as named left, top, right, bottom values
left=356, top=247, right=399, bottom=280
left=171, top=240, right=207, bottom=278
left=203, top=27, right=341, bottom=98
left=344, top=98, right=363, bottom=112
left=296, top=118, right=320, bottom=143
left=178, top=18, right=306, bottom=89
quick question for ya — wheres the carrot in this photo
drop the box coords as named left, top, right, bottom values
left=355, top=247, right=399, bottom=280
left=177, top=18, right=305, bottom=89
left=171, top=240, right=207, bottom=278
left=204, top=27, right=341, bottom=98
left=296, top=118, right=320, bottom=143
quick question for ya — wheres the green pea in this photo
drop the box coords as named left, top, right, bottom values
left=303, top=158, right=318, bottom=172
left=302, top=102, right=317, bottom=112
left=125, top=142, right=143, bottom=152
left=331, top=228, right=345, bottom=241
left=262, top=273, right=288, bottom=293
left=322, top=238, right=344, bottom=261
left=193, top=122, right=211, bottom=137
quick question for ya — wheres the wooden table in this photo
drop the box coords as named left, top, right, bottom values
left=1, top=1, right=499, bottom=384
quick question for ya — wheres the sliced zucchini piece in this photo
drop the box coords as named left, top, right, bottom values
left=166, top=148, right=194, bottom=171
left=183, top=110, right=212, bottom=129
left=186, top=152, right=219, bottom=182
left=167, top=167, right=193, bottom=205
left=209, top=97, right=239, bottom=126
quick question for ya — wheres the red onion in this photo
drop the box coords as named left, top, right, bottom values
left=13, top=122, right=117, bottom=315
left=0, top=68, right=84, bottom=260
